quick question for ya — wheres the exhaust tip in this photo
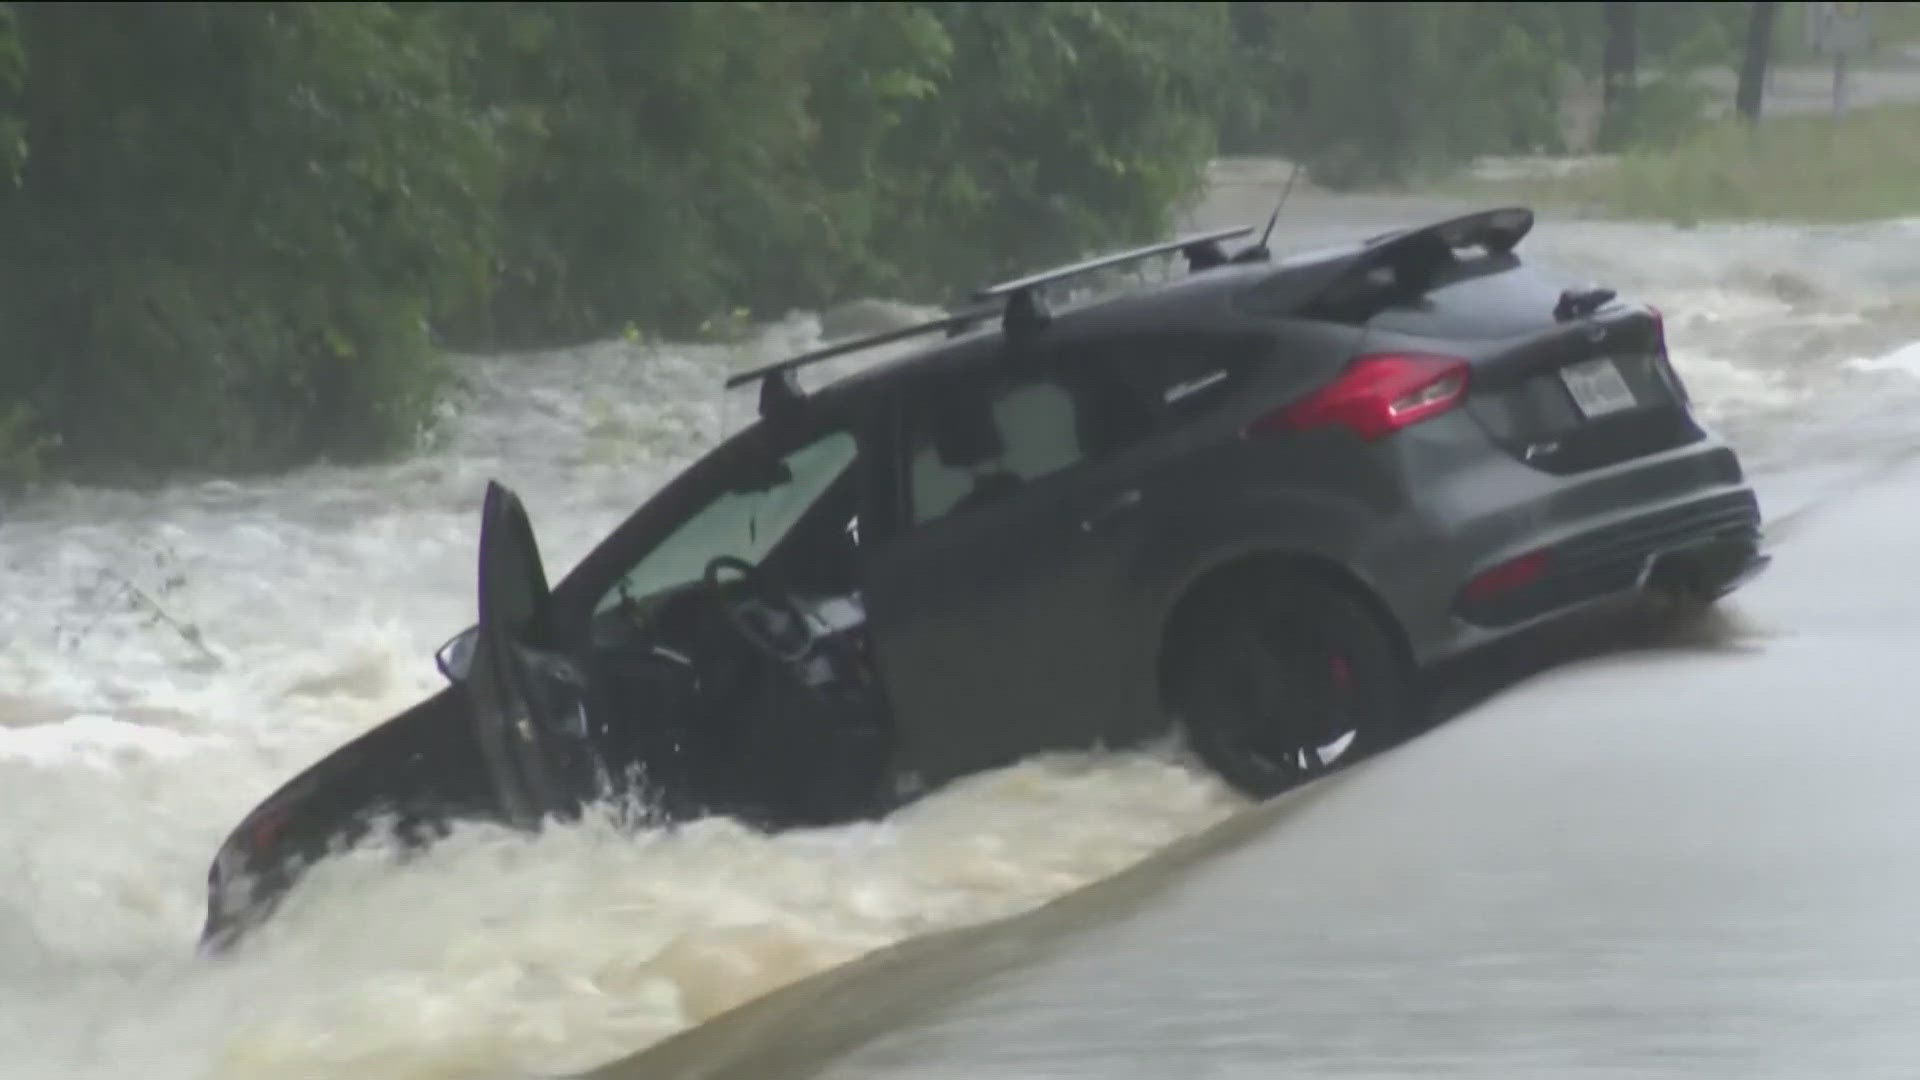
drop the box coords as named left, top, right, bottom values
left=1643, top=541, right=1770, bottom=601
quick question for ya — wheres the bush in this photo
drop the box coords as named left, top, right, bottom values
left=0, top=2, right=499, bottom=479
left=1216, top=2, right=1777, bottom=189
left=0, top=4, right=21, bottom=183
left=1597, top=75, right=1713, bottom=152
left=0, top=401, right=52, bottom=486
left=858, top=3, right=1226, bottom=298
left=0, top=2, right=1228, bottom=479
left=440, top=2, right=1227, bottom=349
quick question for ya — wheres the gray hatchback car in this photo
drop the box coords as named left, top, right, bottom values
left=203, top=206, right=1767, bottom=949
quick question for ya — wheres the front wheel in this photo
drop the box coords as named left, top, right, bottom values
left=1165, top=572, right=1410, bottom=800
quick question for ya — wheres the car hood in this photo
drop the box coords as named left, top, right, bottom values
left=200, top=684, right=507, bottom=951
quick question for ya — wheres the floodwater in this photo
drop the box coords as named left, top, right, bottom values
left=4, top=161, right=1920, bottom=1078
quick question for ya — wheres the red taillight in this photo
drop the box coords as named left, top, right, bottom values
left=1462, top=549, right=1550, bottom=604
left=1646, top=304, right=1690, bottom=403
left=1250, top=354, right=1471, bottom=441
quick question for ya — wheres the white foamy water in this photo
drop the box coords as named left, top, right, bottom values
left=0, top=314, right=1244, bottom=1079
left=3, top=184, right=1920, bottom=1078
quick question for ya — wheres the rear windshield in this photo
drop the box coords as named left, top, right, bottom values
left=1308, top=256, right=1569, bottom=340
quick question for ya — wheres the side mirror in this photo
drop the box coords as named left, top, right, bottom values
left=435, top=625, right=479, bottom=682
left=730, top=455, right=794, bottom=495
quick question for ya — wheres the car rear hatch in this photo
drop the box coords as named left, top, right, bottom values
left=1459, top=301, right=1702, bottom=474
left=1287, top=224, right=1704, bottom=475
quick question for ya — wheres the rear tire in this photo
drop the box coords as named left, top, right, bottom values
left=1165, top=571, right=1410, bottom=800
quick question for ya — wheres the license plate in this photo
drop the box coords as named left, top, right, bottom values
left=1560, top=357, right=1637, bottom=418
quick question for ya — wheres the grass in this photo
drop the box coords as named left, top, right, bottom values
left=1467, top=101, right=1920, bottom=225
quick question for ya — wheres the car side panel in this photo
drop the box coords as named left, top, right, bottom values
left=1134, top=467, right=1401, bottom=639
left=862, top=473, right=1135, bottom=792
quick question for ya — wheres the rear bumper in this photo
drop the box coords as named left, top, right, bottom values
left=1360, top=411, right=1774, bottom=668
left=1456, top=487, right=1765, bottom=628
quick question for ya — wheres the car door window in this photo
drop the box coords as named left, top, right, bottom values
left=905, top=369, right=1152, bottom=527
left=594, top=430, right=857, bottom=613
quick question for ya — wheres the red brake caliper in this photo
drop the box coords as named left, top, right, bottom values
left=1329, top=652, right=1354, bottom=695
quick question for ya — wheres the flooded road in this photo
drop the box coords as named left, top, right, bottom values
left=707, top=450, right=1920, bottom=1080
left=572, top=177, right=1920, bottom=1080
left=3, top=159, right=1919, bottom=1078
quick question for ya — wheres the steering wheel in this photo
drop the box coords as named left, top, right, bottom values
left=702, top=555, right=818, bottom=664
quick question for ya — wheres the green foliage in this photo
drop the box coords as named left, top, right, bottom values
left=2, top=1, right=1796, bottom=481
left=1219, top=2, right=1773, bottom=188
left=0, top=4, right=22, bottom=183
left=435, top=2, right=823, bottom=346
left=0, top=400, right=52, bottom=484
left=1597, top=75, right=1714, bottom=153
left=1221, top=2, right=1573, bottom=187
left=440, top=2, right=1225, bottom=348
left=855, top=3, right=1226, bottom=297
left=0, top=2, right=1232, bottom=479
left=1635, top=2, right=1750, bottom=72
left=0, top=2, right=499, bottom=477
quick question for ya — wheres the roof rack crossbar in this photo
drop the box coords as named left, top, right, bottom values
left=721, top=310, right=989, bottom=391
left=722, top=223, right=1263, bottom=410
left=971, top=225, right=1254, bottom=302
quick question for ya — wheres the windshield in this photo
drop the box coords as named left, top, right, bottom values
left=594, top=430, right=857, bottom=613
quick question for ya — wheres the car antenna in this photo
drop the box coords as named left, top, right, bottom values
left=1233, top=159, right=1303, bottom=264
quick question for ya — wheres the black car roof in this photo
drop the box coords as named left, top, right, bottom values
left=733, top=206, right=1536, bottom=416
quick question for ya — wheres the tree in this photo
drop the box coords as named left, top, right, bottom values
left=863, top=2, right=1227, bottom=295
left=1736, top=1, right=1780, bottom=121
left=1238, top=2, right=1569, bottom=187
left=441, top=2, right=1229, bottom=348
left=1601, top=1, right=1639, bottom=147
left=22, top=2, right=1798, bottom=479
left=0, top=2, right=505, bottom=477
left=0, top=3, right=22, bottom=184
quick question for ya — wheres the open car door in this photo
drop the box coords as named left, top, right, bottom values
left=202, top=481, right=607, bottom=951
left=467, top=480, right=607, bottom=827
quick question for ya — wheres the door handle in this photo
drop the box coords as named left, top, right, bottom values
left=1079, top=488, right=1143, bottom=534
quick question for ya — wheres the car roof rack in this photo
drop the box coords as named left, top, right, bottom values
left=722, top=311, right=987, bottom=393
left=724, top=225, right=1257, bottom=419
left=722, top=308, right=994, bottom=423
left=973, top=225, right=1254, bottom=335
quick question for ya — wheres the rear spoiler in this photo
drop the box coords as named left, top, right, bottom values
left=1362, top=205, right=1533, bottom=256
left=1249, top=206, right=1536, bottom=315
